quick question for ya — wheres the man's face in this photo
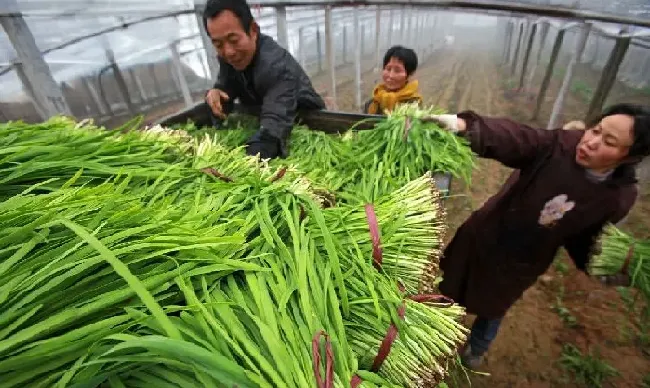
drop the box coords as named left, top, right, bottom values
left=206, top=10, right=258, bottom=71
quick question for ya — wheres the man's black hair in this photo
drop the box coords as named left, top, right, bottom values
left=597, top=103, right=650, bottom=159
left=382, top=45, right=418, bottom=76
left=203, top=0, right=254, bottom=34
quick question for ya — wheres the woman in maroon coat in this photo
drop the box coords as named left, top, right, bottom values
left=427, top=103, right=650, bottom=369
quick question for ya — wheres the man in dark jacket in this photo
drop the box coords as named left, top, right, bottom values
left=203, top=0, right=325, bottom=159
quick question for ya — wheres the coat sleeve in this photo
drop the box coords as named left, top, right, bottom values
left=248, top=63, right=299, bottom=156
left=458, top=110, right=558, bottom=170
left=563, top=186, right=638, bottom=272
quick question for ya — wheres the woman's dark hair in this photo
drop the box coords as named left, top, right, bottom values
left=203, top=0, right=254, bottom=33
left=383, top=45, right=418, bottom=76
left=598, top=103, right=650, bottom=159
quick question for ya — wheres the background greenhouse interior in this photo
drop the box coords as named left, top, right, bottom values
left=2, top=0, right=650, bottom=387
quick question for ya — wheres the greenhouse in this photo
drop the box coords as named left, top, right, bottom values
left=1, top=0, right=650, bottom=386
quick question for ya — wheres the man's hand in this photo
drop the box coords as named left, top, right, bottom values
left=205, top=89, right=230, bottom=119
left=246, top=140, right=280, bottom=160
left=422, top=114, right=466, bottom=133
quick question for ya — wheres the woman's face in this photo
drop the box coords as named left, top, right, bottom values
left=382, top=57, right=409, bottom=91
left=575, top=114, right=635, bottom=172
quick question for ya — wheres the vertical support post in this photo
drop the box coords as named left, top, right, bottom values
left=275, top=6, right=289, bottom=50
left=0, top=5, right=71, bottom=119
left=406, top=7, right=414, bottom=46
left=526, top=21, right=549, bottom=91
left=400, top=6, right=407, bottom=42
left=316, top=27, right=323, bottom=73
left=81, top=76, right=106, bottom=116
left=342, top=26, right=348, bottom=65
left=361, top=25, right=366, bottom=57
left=387, top=8, right=394, bottom=47
left=198, top=51, right=210, bottom=85
left=635, top=51, right=650, bottom=88
left=374, top=7, right=382, bottom=70
left=533, top=28, right=565, bottom=120
left=106, top=49, right=135, bottom=115
left=585, top=35, right=631, bottom=121
left=510, top=22, right=524, bottom=75
left=195, top=4, right=219, bottom=82
left=325, top=6, right=337, bottom=103
left=590, top=35, right=600, bottom=66
left=148, top=63, right=163, bottom=99
left=129, top=68, right=147, bottom=103
left=170, top=43, right=193, bottom=108
left=298, top=26, right=307, bottom=69
left=353, top=6, right=362, bottom=110
left=547, top=23, right=591, bottom=130
left=502, top=21, right=511, bottom=64
left=13, top=63, right=47, bottom=119
left=519, top=22, right=537, bottom=90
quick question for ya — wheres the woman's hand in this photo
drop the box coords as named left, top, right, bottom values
left=422, top=114, right=467, bottom=133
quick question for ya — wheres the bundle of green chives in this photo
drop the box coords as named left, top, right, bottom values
left=590, top=224, right=650, bottom=301
left=0, top=116, right=468, bottom=387
left=308, top=173, right=445, bottom=294
left=0, top=181, right=259, bottom=387
left=307, top=199, right=466, bottom=387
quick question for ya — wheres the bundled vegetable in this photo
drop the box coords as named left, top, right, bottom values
left=0, top=116, right=468, bottom=388
left=174, top=102, right=476, bottom=203
left=310, top=174, right=446, bottom=294
left=0, top=181, right=257, bottom=387
left=590, top=225, right=650, bottom=301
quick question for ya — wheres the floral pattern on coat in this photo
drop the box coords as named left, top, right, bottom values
left=538, top=194, right=576, bottom=227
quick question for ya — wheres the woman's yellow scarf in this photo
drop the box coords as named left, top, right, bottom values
left=367, top=80, right=422, bottom=114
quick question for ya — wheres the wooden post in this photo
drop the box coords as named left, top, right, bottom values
left=0, top=5, right=71, bottom=118
left=590, top=35, right=600, bottom=66
left=585, top=35, right=631, bottom=121
left=374, top=7, right=382, bottom=70
left=361, top=25, right=366, bottom=57
left=298, top=26, right=307, bottom=69
left=316, top=27, right=323, bottom=73
left=170, top=43, right=193, bottom=108
left=519, top=22, right=537, bottom=90
left=106, top=49, right=135, bottom=115
left=60, top=82, right=84, bottom=116
left=13, top=63, right=48, bottom=119
left=148, top=63, right=163, bottom=99
left=400, top=6, right=407, bottom=42
left=547, top=23, right=591, bottom=130
left=510, top=22, right=524, bottom=75
left=506, top=20, right=519, bottom=66
left=96, top=70, right=114, bottom=115
left=353, top=6, right=362, bottom=110
left=195, top=5, right=219, bottom=82
left=275, top=6, right=289, bottom=50
left=80, top=76, right=105, bottom=116
left=325, top=6, right=337, bottom=103
left=198, top=51, right=210, bottom=85
left=532, top=29, right=565, bottom=120
left=501, top=21, right=511, bottom=64
left=342, top=26, right=348, bottom=65
left=526, top=21, right=549, bottom=91
left=129, top=68, right=147, bottom=103
left=636, top=51, right=650, bottom=88
left=387, top=9, right=394, bottom=46
left=406, top=7, right=414, bottom=46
